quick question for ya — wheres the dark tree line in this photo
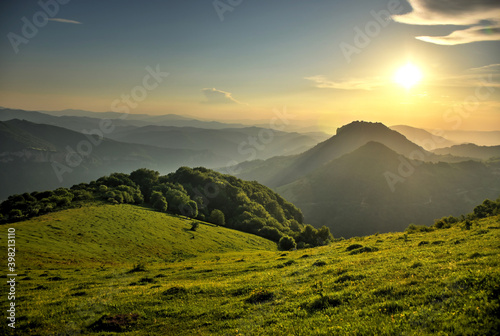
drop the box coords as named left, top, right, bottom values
left=0, top=167, right=334, bottom=248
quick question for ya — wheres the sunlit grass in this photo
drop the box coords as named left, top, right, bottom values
left=2, top=206, right=499, bottom=335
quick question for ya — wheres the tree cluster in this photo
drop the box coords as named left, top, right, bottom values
left=0, top=167, right=334, bottom=248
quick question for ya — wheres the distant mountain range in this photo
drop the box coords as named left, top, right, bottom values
left=229, top=121, right=500, bottom=237
left=0, top=108, right=329, bottom=200
left=391, top=124, right=500, bottom=147
left=433, top=143, right=500, bottom=161
left=230, top=121, right=467, bottom=188
left=107, top=125, right=323, bottom=161
left=0, top=119, right=223, bottom=200
left=390, top=125, right=456, bottom=149
left=1, top=107, right=499, bottom=237
left=0, top=108, right=328, bottom=162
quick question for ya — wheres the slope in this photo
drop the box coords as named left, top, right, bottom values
left=234, top=121, right=442, bottom=188
left=0, top=120, right=224, bottom=200
left=433, top=143, right=500, bottom=161
left=108, top=125, right=321, bottom=161
left=14, top=204, right=276, bottom=267
left=277, top=141, right=500, bottom=237
left=6, top=209, right=499, bottom=335
left=390, top=125, right=456, bottom=149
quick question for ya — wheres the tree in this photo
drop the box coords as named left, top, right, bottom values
left=9, top=209, right=23, bottom=220
left=258, top=227, right=283, bottom=242
left=182, top=200, right=198, bottom=218
left=151, top=191, right=168, bottom=212
left=130, top=168, right=160, bottom=201
left=278, top=236, right=297, bottom=251
left=209, top=209, right=225, bottom=226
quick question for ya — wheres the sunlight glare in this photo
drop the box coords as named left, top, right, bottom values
left=394, top=63, right=422, bottom=89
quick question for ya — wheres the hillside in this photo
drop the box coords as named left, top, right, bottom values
left=390, top=125, right=456, bottom=149
left=13, top=204, right=276, bottom=266
left=429, top=129, right=500, bottom=147
left=3, top=202, right=499, bottom=335
left=0, top=120, right=224, bottom=200
left=277, top=141, right=500, bottom=237
left=433, top=143, right=500, bottom=161
left=107, top=125, right=323, bottom=161
left=233, top=121, right=452, bottom=188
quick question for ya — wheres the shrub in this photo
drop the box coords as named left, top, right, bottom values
left=89, top=313, right=140, bottom=332
left=278, top=236, right=297, bottom=251
left=163, top=286, right=187, bottom=296
left=127, top=263, right=147, bottom=273
left=349, top=246, right=378, bottom=255
left=307, top=295, right=341, bottom=312
left=258, top=227, right=283, bottom=242
left=434, top=215, right=458, bottom=229
left=245, top=289, right=274, bottom=304
left=406, top=224, right=434, bottom=233
left=9, top=209, right=23, bottom=220
left=190, top=221, right=199, bottom=231
left=209, top=209, right=225, bottom=226
left=464, top=219, right=472, bottom=230
left=346, top=244, right=363, bottom=251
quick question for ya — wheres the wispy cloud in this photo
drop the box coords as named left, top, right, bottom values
left=393, top=0, right=500, bottom=45
left=305, top=75, right=388, bottom=91
left=201, top=88, right=246, bottom=105
left=436, top=64, right=500, bottom=87
left=48, top=18, right=82, bottom=24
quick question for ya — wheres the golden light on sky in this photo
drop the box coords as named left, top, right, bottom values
left=394, top=63, right=423, bottom=90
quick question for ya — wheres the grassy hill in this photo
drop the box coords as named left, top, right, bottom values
left=3, top=203, right=499, bottom=335
left=13, top=204, right=276, bottom=267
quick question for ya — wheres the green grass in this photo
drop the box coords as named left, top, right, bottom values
left=12, top=204, right=276, bottom=267
left=1, top=205, right=499, bottom=335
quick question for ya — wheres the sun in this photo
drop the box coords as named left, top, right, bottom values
left=394, top=63, right=422, bottom=89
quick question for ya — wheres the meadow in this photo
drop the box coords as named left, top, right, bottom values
left=2, top=204, right=499, bottom=335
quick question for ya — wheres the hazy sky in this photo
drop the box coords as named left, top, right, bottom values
left=1, top=0, right=499, bottom=131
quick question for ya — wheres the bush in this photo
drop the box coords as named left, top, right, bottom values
left=127, top=263, right=147, bottom=273
left=209, top=209, right=225, bottom=226
left=307, top=295, right=341, bottom=312
left=434, top=215, right=458, bottom=229
left=406, top=224, right=434, bottom=233
left=346, top=244, right=363, bottom=251
left=9, top=209, right=23, bottom=220
left=190, top=221, right=199, bottom=231
left=245, top=289, right=274, bottom=304
left=278, top=236, right=297, bottom=251
left=258, top=227, right=283, bottom=242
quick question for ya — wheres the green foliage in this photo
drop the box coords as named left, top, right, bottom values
left=472, top=198, right=500, bottom=219
left=405, top=223, right=434, bottom=233
left=278, top=236, right=297, bottom=251
left=151, top=191, right=168, bottom=212
left=294, top=224, right=333, bottom=248
left=5, top=202, right=500, bottom=335
left=209, top=209, right=225, bottom=226
left=434, top=215, right=459, bottom=229
left=129, top=168, right=160, bottom=202
left=190, top=221, right=199, bottom=231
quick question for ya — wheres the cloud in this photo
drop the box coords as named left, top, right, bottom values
left=305, top=75, right=388, bottom=91
left=392, top=0, right=500, bottom=45
left=201, top=88, right=245, bottom=104
left=48, top=18, right=82, bottom=24
left=427, top=64, right=500, bottom=88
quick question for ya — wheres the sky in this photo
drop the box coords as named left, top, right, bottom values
left=0, top=0, right=499, bottom=132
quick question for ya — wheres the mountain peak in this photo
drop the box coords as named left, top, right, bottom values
left=336, top=121, right=389, bottom=136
